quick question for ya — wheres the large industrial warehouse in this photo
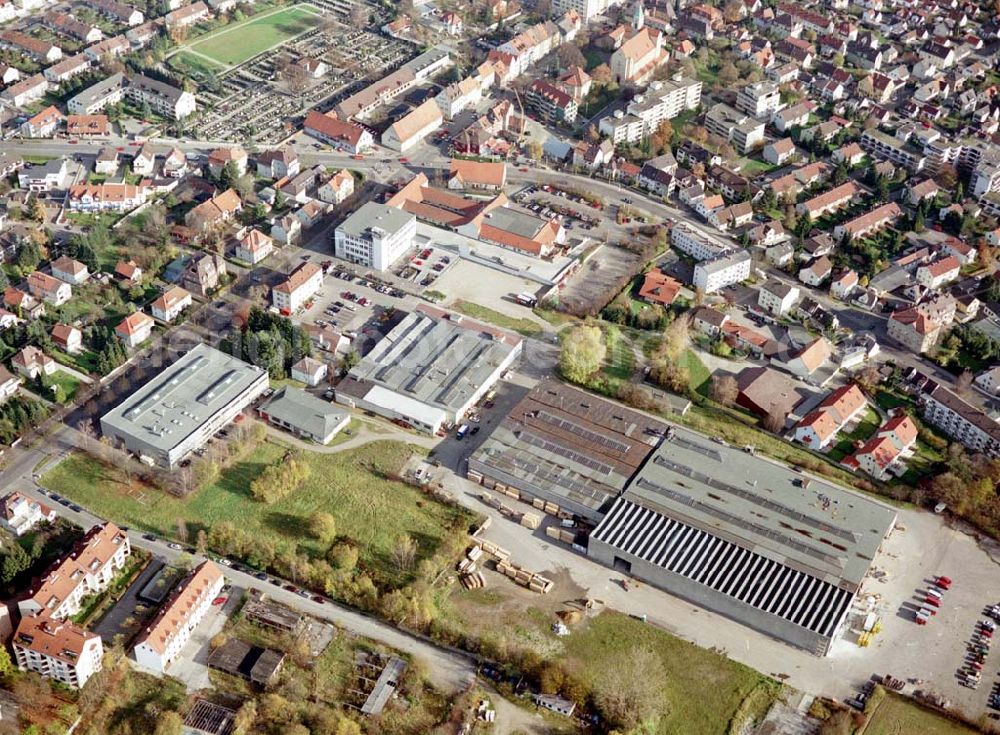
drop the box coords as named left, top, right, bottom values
left=467, top=381, right=668, bottom=520
left=588, top=428, right=898, bottom=654
left=100, top=344, right=269, bottom=468
left=335, top=304, right=521, bottom=434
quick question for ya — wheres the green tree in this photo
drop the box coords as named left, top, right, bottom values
left=308, top=512, right=337, bottom=545
left=0, top=643, right=14, bottom=679
left=219, top=160, right=240, bottom=190
left=1, top=542, right=31, bottom=584
left=559, top=324, right=606, bottom=384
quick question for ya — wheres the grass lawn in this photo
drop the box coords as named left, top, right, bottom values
left=48, top=370, right=83, bottom=403
left=738, top=158, right=776, bottom=176
left=864, top=692, right=979, bottom=735
left=185, top=5, right=320, bottom=65
left=602, top=325, right=634, bottom=383
left=563, top=612, right=781, bottom=734
left=167, top=50, right=225, bottom=77
left=827, top=406, right=880, bottom=462
left=678, top=349, right=711, bottom=396
left=41, top=440, right=471, bottom=587
left=452, top=300, right=543, bottom=337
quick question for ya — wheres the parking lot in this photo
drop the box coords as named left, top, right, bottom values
left=298, top=264, right=419, bottom=340
left=392, top=244, right=456, bottom=286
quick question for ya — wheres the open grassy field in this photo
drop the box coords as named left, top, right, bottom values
left=41, top=440, right=469, bottom=583
left=679, top=348, right=711, bottom=395
left=864, top=693, right=980, bottom=735
left=168, top=50, right=225, bottom=77
left=562, top=613, right=780, bottom=734
left=185, top=5, right=320, bottom=66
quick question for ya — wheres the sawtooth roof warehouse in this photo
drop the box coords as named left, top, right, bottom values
left=469, top=382, right=897, bottom=655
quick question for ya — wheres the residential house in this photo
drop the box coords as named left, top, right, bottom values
left=380, top=99, right=443, bottom=153
left=271, top=262, right=322, bottom=315
left=525, top=80, right=577, bottom=125
left=830, top=269, right=859, bottom=300
left=27, top=272, right=70, bottom=306
left=182, top=253, right=226, bottom=297
left=757, top=279, right=799, bottom=316
left=290, top=356, right=327, bottom=387
left=51, top=324, right=82, bottom=354
left=50, top=257, right=89, bottom=285
left=798, top=256, right=833, bottom=286
left=13, top=616, right=102, bottom=688
left=163, top=148, right=186, bottom=179
left=317, top=169, right=354, bottom=205
left=256, top=147, right=300, bottom=180
left=763, top=138, right=796, bottom=166
left=920, top=384, right=1000, bottom=457
left=131, top=144, right=156, bottom=177
left=115, top=311, right=154, bottom=347
left=794, top=383, right=867, bottom=448
left=185, top=189, right=242, bottom=233
left=207, top=146, right=248, bottom=178
left=133, top=561, right=224, bottom=673
left=638, top=268, right=681, bottom=306
left=915, top=255, right=960, bottom=290
left=114, top=260, right=142, bottom=284
left=302, top=111, right=374, bottom=154
left=20, top=106, right=64, bottom=138
left=150, top=286, right=192, bottom=323
left=0, top=491, right=54, bottom=537
left=235, top=229, right=273, bottom=265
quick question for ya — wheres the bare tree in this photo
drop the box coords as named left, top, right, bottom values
left=391, top=534, right=417, bottom=572
left=349, top=4, right=369, bottom=27
left=762, top=408, right=785, bottom=433
left=176, top=518, right=189, bottom=544
left=710, top=375, right=739, bottom=407
left=955, top=370, right=973, bottom=394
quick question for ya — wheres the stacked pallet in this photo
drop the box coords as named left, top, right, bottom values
left=545, top=526, right=577, bottom=544
left=496, top=560, right=553, bottom=594
left=520, top=513, right=540, bottom=530
left=473, top=539, right=511, bottom=563
left=460, top=571, right=486, bottom=589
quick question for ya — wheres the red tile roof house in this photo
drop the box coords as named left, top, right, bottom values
left=51, top=324, right=82, bottom=354
left=150, top=286, right=192, bottom=323
left=3, top=287, right=44, bottom=319
left=843, top=416, right=917, bottom=480
left=915, top=255, right=960, bottom=290
left=793, top=383, right=867, bottom=449
left=12, top=345, right=55, bottom=380
left=114, top=260, right=142, bottom=284
left=638, top=268, right=681, bottom=306
left=115, top=311, right=154, bottom=348
left=27, top=271, right=71, bottom=306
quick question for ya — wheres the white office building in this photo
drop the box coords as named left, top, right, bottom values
left=334, top=202, right=416, bottom=272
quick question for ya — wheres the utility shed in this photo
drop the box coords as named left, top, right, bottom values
left=208, top=639, right=285, bottom=687
left=588, top=427, right=897, bottom=655
left=467, top=380, right=668, bottom=520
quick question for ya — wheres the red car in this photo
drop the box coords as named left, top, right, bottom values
left=924, top=596, right=941, bottom=608
left=937, top=575, right=952, bottom=589
left=212, top=596, right=227, bottom=606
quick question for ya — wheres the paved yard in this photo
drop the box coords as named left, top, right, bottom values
left=159, top=585, right=243, bottom=691
left=429, top=415, right=1000, bottom=722
left=432, top=259, right=549, bottom=328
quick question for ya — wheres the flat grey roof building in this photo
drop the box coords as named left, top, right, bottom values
left=336, top=305, right=521, bottom=433
left=259, top=387, right=349, bottom=445
left=589, top=426, right=897, bottom=654
left=100, top=344, right=268, bottom=467
left=467, top=380, right=668, bottom=520
left=336, top=201, right=415, bottom=240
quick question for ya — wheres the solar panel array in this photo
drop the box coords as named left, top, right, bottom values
left=534, top=410, right=633, bottom=454
left=592, top=498, right=853, bottom=638
left=517, top=429, right=616, bottom=476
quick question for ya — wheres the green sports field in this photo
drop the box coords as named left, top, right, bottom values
left=186, top=5, right=320, bottom=66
